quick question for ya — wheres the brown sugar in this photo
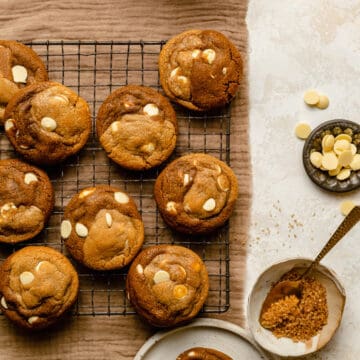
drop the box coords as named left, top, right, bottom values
left=260, top=271, right=328, bottom=342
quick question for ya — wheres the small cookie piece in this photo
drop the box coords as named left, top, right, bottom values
left=4, top=81, right=91, bottom=165
left=0, top=246, right=79, bottom=330
left=126, top=245, right=209, bottom=327
left=154, top=153, right=238, bottom=234
left=159, top=30, right=243, bottom=111
left=96, top=85, right=177, bottom=170
left=177, top=347, right=233, bottom=360
left=62, top=185, right=144, bottom=270
left=0, top=40, right=48, bottom=124
left=0, top=159, right=54, bottom=243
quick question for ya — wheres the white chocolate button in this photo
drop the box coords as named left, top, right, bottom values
left=328, top=165, right=342, bottom=177
left=114, top=192, right=129, bottom=204
left=52, top=95, right=69, bottom=104
left=337, top=168, right=351, bottom=180
left=60, top=220, right=72, bottom=239
left=351, top=143, right=357, bottom=155
left=191, top=49, right=201, bottom=58
left=170, top=67, right=180, bottom=78
left=350, top=154, right=360, bottom=171
left=303, top=89, right=320, bottom=106
left=0, top=203, right=16, bottom=216
left=35, top=261, right=50, bottom=272
left=335, top=134, right=352, bottom=143
left=75, top=223, right=88, bottom=237
left=11, top=65, right=28, bottom=83
left=24, top=173, right=38, bottom=185
left=4, top=119, right=14, bottom=131
left=141, top=143, right=155, bottom=154
left=183, top=173, right=190, bottom=186
left=340, top=201, right=356, bottom=216
left=222, top=67, right=227, bottom=75
left=322, top=152, right=338, bottom=171
left=310, top=152, right=323, bottom=168
left=153, top=270, right=170, bottom=284
left=143, top=103, right=159, bottom=117
left=203, top=198, right=216, bottom=212
left=338, top=150, right=354, bottom=167
left=41, top=117, right=57, bottom=132
left=177, top=75, right=189, bottom=84
left=27, top=316, right=39, bottom=324
left=334, top=139, right=351, bottom=155
left=322, top=135, right=335, bottom=152
left=1, top=296, right=8, bottom=309
left=166, top=201, right=177, bottom=214
left=105, top=212, right=113, bottom=228
left=79, top=188, right=95, bottom=199
left=202, top=49, right=216, bottom=64
left=20, top=271, right=35, bottom=285
left=136, top=264, right=143, bottom=274
left=111, top=121, right=121, bottom=132
left=19, top=144, right=30, bottom=150
left=295, top=122, right=311, bottom=139
left=316, top=95, right=329, bottom=109
left=217, top=174, right=230, bottom=191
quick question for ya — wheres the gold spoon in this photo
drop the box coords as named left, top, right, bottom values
left=260, top=205, right=360, bottom=326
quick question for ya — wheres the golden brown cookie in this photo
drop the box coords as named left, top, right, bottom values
left=159, top=30, right=243, bottom=111
left=62, top=185, right=144, bottom=270
left=177, top=347, right=233, bottom=360
left=0, top=158, right=54, bottom=244
left=96, top=85, right=177, bottom=170
left=0, top=246, right=79, bottom=330
left=126, top=244, right=209, bottom=327
left=4, top=81, right=91, bottom=165
left=0, top=40, right=48, bottom=124
left=154, top=153, right=238, bottom=234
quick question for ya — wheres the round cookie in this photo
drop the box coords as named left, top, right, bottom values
left=159, top=30, right=243, bottom=111
left=177, top=347, right=233, bottom=360
left=0, top=246, right=79, bottom=330
left=4, top=81, right=91, bottom=165
left=0, top=40, right=48, bottom=124
left=154, top=153, right=238, bottom=234
left=126, top=244, right=209, bottom=327
left=96, top=85, right=177, bottom=170
left=62, top=185, right=144, bottom=270
left=0, top=158, right=54, bottom=244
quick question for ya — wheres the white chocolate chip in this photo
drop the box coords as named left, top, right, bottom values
left=183, top=173, right=190, bottom=186
left=217, top=174, right=230, bottom=191
left=28, top=316, right=39, bottom=325
left=11, top=65, right=28, bottom=83
left=19, top=144, right=30, bottom=150
left=337, top=168, right=351, bottom=180
left=114, top=192, right=129, bottom=204
left=338, top=150, right=354, bottom=167
left=141, top=143, right=155, bottom=154
left=350, top=154, right=360, bottom=171
left=334, top=139, right=351, bottom=155
left=202, top=49, right=216, bottom=64
left=295, top=122, right=311, bottom=139
left=177, top=75, right=189, bottom=84
left=24, top=173, right=38, bottom=185
left=191, top=49, right=201, bottom=58
left=75, top=223, right=88, bottom=237
left=124, top=102, right=133, bottom=108
left=303, top=89, right=320, bottom=106
left=335, top=134, right=352, bottom=142
left=170, top=67, right=180, bottom=78
left=19, top=271, right=35, bottom=285
left=79, top=188, right=95, bottom=199
left=215, top=165, right=222, bottom=174
left=111, top=121, right=121, bottom=132
left=60, top=220, right=72, bottom=239
left=316, top=95, right=330, bottom=110
left=351, top=143, right=357, bottom=155
left=322, top=152, right=338, bottom=171
left=166, top=201, right=177, bottom=214
left=1, top=297, right=8, bottom=309
left=105, top=213, right=113, bottom=227
left=222, top=67, right=227, bottom=75
left=143, top=103, right=159, bottom=117
left=52, top=95, right=69, bottom=104
left=35, top=261, right=50, bottom=272
left=153, top=270, right=170, bottom=284
left=0, top=203, right=16, bottom=216
left=310, top=152, right=323, bottom=168
left=322, top=135, right=335, bottom=152
left=41, top=117, right=57, bottom=132
left=136, top=264, right=143, bottom=274
left=4, top=119, right=14, bottom=131
left=203, top=198, right=216, bottom=212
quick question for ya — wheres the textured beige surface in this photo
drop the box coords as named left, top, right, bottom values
left=0, top=1, right=249, bottom=359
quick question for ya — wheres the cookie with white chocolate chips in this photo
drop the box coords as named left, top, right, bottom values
left=0, top=246, right=79, bottom=330
left=154, top=153, right=238, bottom=234
left=4, top=81, right=91, bottom=165
left=96, top=85, right=177, bottom=170
left=0, top=159, right=54, bottom=244
left=62, top=185, right=144, bottom=270
left=0, top=40, right=48, bottom=124
left=177, top=347, right=233, bottom=360
left=126, top=244, right=209, bottom=327
left=159, top=30, right=243, bottom=111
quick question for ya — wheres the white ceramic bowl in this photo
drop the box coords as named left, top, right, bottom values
left=247, top=258, right=346, bottom=358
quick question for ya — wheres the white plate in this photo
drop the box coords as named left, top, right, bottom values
left=134, top=318, right=273, bottom=359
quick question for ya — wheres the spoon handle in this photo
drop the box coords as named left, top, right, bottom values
left=303, top=206, right=360, bottom=278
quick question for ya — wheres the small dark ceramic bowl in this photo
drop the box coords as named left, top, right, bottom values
left=303, top=119, right=360, bottom=192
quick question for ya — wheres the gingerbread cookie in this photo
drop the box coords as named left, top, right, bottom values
left=126, top=245, right=209, bottom=327
left=96, top=85, right=177, bottom=170
left=0, top=246, right=79, bottom=330
left=154, top=153, right=238, bottom=234
left=0, top=158, right=54, bottom=244
left=159, top=30, right=243, bottom=111
left=62, top=185, right=144, bottom=270
left=4, top=81, right=91, bottom=165
left=0, top=40, right=48, bottom=124
left=177, top=347, right=233, bottom=360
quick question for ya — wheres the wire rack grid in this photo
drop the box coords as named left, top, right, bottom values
left=0, top=40, right=231, bottom=316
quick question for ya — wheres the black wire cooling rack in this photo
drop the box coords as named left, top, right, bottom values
left=0, top=40, right=231, bottom=316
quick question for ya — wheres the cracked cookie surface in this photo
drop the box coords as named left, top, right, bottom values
left=0, top=158, right=54, bottom=244
left=177, top=347, right=233, bottom=360
left=62, top=185, right=144, bottom=270
left=4, top=81, right=91, bottom=165
left=0, top=40, right=48, bottom=124
left=0, top=246, right=79, bottom=330
left=126, top=244, right=209, bottom=327
left=159, top=30, right=243, bottom=111
left=154, top=153, right=238, bottom=234
left=96, top=85, right=177, bottom=170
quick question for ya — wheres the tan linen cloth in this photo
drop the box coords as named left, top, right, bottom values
left=0, top=1, right=249, bottom=359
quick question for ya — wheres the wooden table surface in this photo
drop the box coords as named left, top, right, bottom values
left=0, top=1, right=250, bottom=359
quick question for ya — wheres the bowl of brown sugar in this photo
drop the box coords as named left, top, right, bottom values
left=247, top=258, right=346, bottom=357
